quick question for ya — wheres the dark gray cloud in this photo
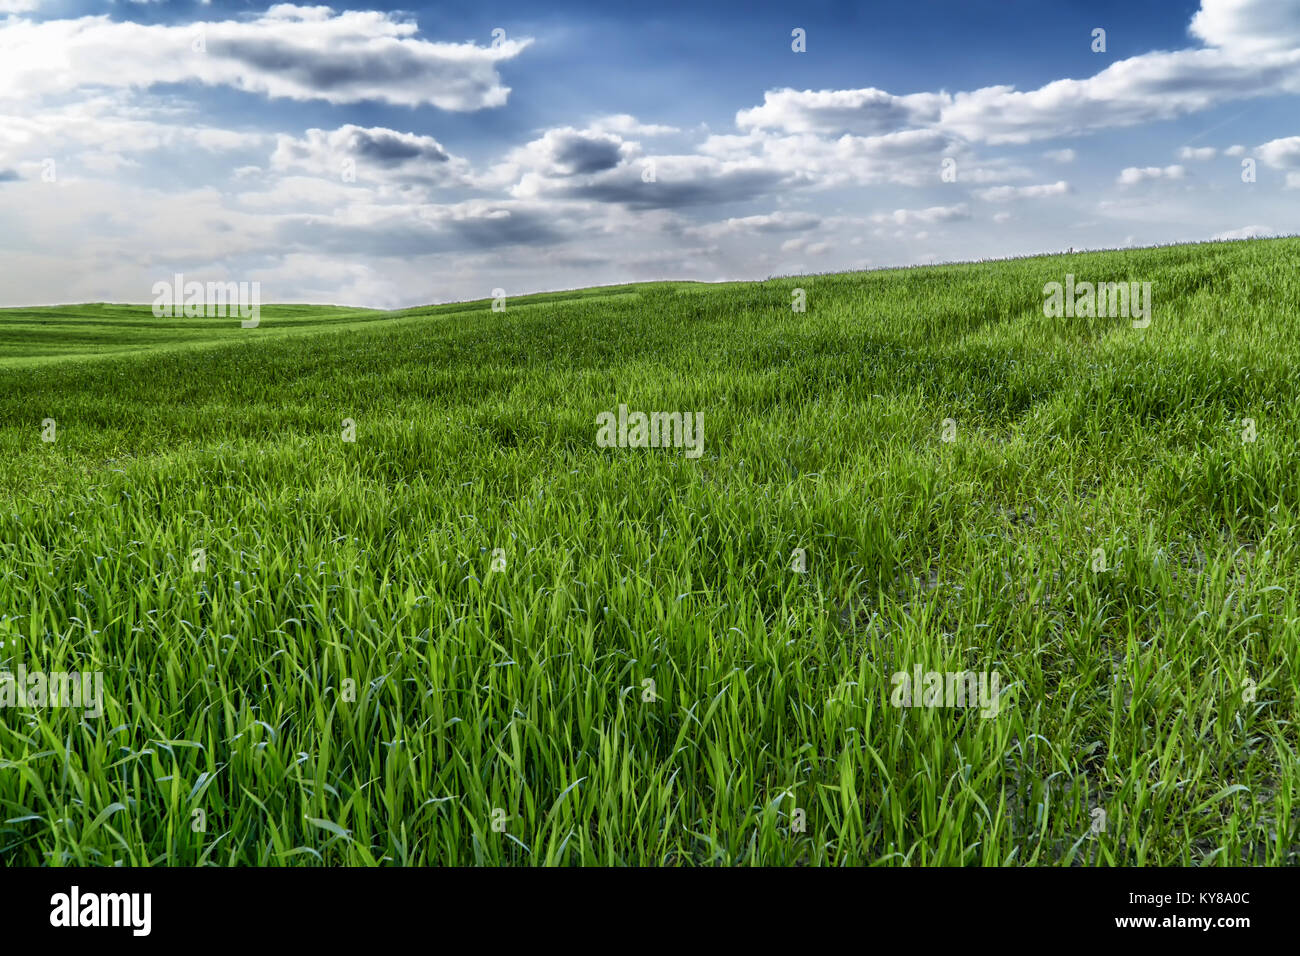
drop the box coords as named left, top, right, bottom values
left=549, top=132, right=622, bottom=174
left=347, top=128, right=449, bottom=165
left=272, top=206, right=566, bottom=257
left=269, top=126, right=466, bottom=186
left=565, top=164, right=790, bottom=209
left=2, top=10, right=532, bottom=110
left=738, top=89, right=946, bottom=136
left=221, top=38, right=500, bottom=108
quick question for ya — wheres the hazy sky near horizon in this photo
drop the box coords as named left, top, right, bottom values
left=1, top=0, right=1298, bottom=307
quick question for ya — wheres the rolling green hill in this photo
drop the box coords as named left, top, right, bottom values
left=1, top=238, right=1297, bottom=865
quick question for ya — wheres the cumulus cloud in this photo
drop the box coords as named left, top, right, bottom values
left=698, top=127, right=949, bottom=188
left=589, top=114, right=679, bottom=137
left=870, top=204, right=970, bottom=225
left=556, top=155, right=792, bottom=210
left=477, top=123, right=656, bottom=194
left=0, top=6, right=532, bottom=109
left=270, top=125, right=470, bottom=186
left=736, top=87, right=947, bottom=136
left=940, top=48, right=1300, bottom=145
left=975, top=181, right=1069, bottom=201
left=1190, top=0, right=1300, bottom=53
left=0, top=0, right=1296, bottom=308
left=509, top=127, right=628, bottom=177
left=780, top=236, right=832, bottom=255
left=684, top=211, right=820, bottom=239
left=270, top=198, right=572, bottom=258
left=489, top=121, right=804, bottom=210
left=1118, top=165, right=1187, bottom=184
left=731, top=2, right=1300, bottom=148
left=0, top=94, right=266, bottom=175
left=1256, top=135, right=1300, bottom=168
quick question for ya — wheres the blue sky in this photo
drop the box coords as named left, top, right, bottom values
left=0, top=0, right=1297, bottom=306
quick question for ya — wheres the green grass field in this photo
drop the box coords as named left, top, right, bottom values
left=1, top=237, right=1297, bottom=865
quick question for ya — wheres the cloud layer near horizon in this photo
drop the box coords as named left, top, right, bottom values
left=0, top=0, right=1297, bottom=308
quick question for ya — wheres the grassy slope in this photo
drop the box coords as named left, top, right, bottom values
left=0, top=239, right=1297, bottom=865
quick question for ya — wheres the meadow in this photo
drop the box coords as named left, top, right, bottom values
left=0, top=237, right=1297, bottom=865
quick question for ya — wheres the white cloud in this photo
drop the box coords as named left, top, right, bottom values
left=589, top=114, right=679, bottom=137
left=1256, top=135, right=1300, bottom=168
left=698, top=127, right=950, bottom=188
left=0, top=6, right=532, bottom=109
left=234, top=174, right=378, bottom=210
left=1118, top=165, right=1187, bottom=184
left=940, top=47, right=1300, bottom=145
left=684, top=211, right=820, bottom=239
left=0, top=95, right=266, bottom=173
left=1, top=0, right=1298, bottom=308
left=975, top=181, right=1070, bottom=201
left=733, top=2, right=1300, bottom=149
left=498, top=127, right=631, bottom=184
left=948, top=159, right=1037, bottom=184
left=1211, top=224, right=1274, bottom=239
left=780, top=236, right=833, bottom=255
left=870, top=203, right=970, bottom=225
left=1190, top=0, right=1300, bottom=54
left=736, top=87, right=947, bottom=136
left=270, top=125, right=470, bottom=187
